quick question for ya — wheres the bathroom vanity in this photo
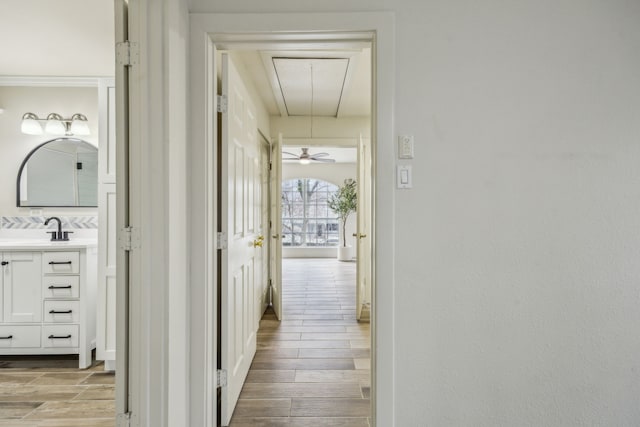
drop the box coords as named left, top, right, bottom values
left=0, top=240, right=97, bottom=369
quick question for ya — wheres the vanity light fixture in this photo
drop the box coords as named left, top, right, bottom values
left=20, top=112, right=91, bottom=136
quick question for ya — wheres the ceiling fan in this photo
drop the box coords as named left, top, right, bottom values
left=282, top=148, right=336, bottom=165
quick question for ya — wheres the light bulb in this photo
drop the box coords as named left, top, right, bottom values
left=70, top=114, right=90, bottom=135
left=21, top=113, right=43, bottom=135
left=45, top=113, right=66, bottom=135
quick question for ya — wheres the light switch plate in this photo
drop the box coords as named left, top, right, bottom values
left=397, top=165, right=412, bottom=189
left=398, top=135, right=414, bottom=159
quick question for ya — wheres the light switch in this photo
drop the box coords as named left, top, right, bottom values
left=400, top=169, right=409, bottom=184
left=398, top=135, right=414, bottom=159
left=397, top=165, right=412, bottom=189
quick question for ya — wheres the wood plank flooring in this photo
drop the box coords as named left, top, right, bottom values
left=0, top=355, right=114, bottom=426
left=229, top=258, right=371, bottom=427
left=0, top=258, right=369, bottom=426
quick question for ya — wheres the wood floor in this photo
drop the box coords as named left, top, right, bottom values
left=229, top=258, right=371, bottom=427
left=0, top=355, right=114, bottom=426
left=0, top=258, right=368, bottom=427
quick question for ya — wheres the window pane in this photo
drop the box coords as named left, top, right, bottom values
left=281, top=178, right=341, bottom=247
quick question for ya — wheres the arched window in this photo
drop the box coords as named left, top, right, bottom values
left=282, top=178, right=339, bottom=247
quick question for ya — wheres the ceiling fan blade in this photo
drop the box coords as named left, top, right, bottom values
left=311, top=158, right=336, bottom=163
left=310, top=152, right=330, bottom=157
left=282, top=151, right=299, bottom=158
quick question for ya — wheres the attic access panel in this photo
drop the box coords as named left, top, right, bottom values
left=272, top=57, right=349, bottom=117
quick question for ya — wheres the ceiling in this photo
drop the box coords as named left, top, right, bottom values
left=274, top=57, right=349, bottom=117
left=235, top=48, right=371, bottom=118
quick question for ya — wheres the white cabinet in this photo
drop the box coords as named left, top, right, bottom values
left=0, top=246, right=97, bottom=369
left=3, top=252, right=42, bottom=323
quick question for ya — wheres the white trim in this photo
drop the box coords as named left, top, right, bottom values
left=0, top=76, right=106, bottom=87
left=189, top=12, right=395, bottom=427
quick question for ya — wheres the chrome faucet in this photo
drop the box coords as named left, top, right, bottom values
left=44, top=217, right=73, bottom=241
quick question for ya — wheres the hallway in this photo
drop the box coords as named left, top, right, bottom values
left=229, top=258, right=371, bottom=426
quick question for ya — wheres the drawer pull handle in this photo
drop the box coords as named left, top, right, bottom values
left=49, top=261, right=72, bottom=265
left=49, top=310, right=73, bottom=314
left=48, top=285, right=72, bottom=289
left=48, top=334, right=72, bottom=339
left=0, top=335, right=13, bottom=340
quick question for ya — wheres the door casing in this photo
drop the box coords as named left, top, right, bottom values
left=188, top=12, right=396, bottom=427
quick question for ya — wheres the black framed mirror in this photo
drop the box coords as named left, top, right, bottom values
left=17, top=138, right=98, bottom=207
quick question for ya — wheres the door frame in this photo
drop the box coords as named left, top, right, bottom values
left=189, top=12, right=396, bottom=427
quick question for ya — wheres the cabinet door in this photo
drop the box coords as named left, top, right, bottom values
left=3, top=252, right=42, bottom=323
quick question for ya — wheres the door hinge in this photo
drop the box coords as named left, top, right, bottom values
left=217, top=95, right=228, bottom=113
left=116, top=41, right=139, bottom=67
left=217, top=369, right=228, bottom=388
left=217, top=232, right=228, bottom=250
left=119, top=226, right=139, bottom=251
left=116, top=412, right=131, bottom=427
left=269, top=161, right=272, bottom=171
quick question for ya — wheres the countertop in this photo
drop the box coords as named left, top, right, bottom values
left=0, top=239, right=98, bottom=250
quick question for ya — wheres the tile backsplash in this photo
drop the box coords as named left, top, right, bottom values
left=0, top=216, right=98, bottom=230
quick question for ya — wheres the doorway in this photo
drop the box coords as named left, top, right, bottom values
left=215, top=41, right=373, bottom=425
left=189, top=11, right=396, bottom=427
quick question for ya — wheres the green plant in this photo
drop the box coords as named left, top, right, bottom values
left=327, top=179, right=357, bottom=247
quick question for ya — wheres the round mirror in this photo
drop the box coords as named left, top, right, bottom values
left=17, top=138, right=98, bottom=207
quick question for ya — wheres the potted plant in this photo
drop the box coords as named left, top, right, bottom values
left=328, top=178, right=357, bottom=261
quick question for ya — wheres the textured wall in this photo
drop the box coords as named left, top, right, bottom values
left=188, top=1, right=640, bottom=425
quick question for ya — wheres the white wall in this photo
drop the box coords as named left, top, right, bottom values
left=282, top=162, right=357, bottom=258
left=272, top=115, right=369, bottom=140
left=0, top=86, right=99, bottom=218
left=183, top=2, right=640, bottom=426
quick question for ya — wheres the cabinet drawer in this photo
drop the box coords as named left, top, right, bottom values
left=43, top=276, right=80, bottom=299
left=43, top=252, right=80, bottom=274
left=43, top=301, right=79, bottom=323
left=0, top=325, right=41, bottom=348
left=42, top=325, right=79, bottom=348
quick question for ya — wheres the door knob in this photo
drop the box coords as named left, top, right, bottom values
left=253, top=235, right=264, bottom=247
left=352, top=233, right=367, bottom=239
left=272, top=234, right=280, bottom=239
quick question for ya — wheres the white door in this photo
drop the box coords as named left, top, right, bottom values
left=3, top=252, right=42, bottom=323
left=114, top=0, right=132, bottom=423
left=270, top=134, right=283, bottom=320
left=260, top=138, right=271, bottom=315
left=220, top=53, right=262, bottom=426
left=356, top=135, right=372, bottom=320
